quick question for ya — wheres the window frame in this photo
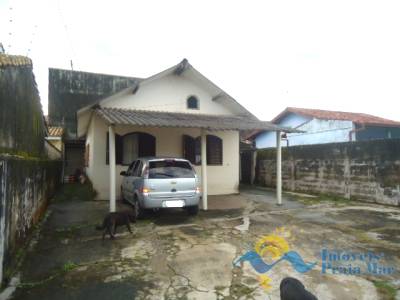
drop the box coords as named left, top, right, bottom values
left=182, top=134, right=223, bottom=166
left=206, top=135, right=223, bottom=165
left=106, top=131, right=156, bottom=166
left=186, top=95, right=200, bottom=110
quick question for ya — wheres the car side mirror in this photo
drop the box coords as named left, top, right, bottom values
left=120, top=171, right=127, bottom=176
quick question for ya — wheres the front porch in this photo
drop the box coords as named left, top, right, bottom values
left=80, top=107, right=296, bottom=212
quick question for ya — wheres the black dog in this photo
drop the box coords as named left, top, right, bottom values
left=96, top=211, right=136, bottom=240
left=280, top=277, right=318, bottom=300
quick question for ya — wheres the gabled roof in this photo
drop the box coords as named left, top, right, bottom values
left=244, top=107, right=400, bottom=141
left=273, top=107, right=400, bottom=127
left=93, top=107, right=299, bottom=132
left=78, top=59, right=257, bottom=119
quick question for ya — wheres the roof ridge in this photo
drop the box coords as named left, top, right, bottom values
left=282, top=107, right=400, bottom=125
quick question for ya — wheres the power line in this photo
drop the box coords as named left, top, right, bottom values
left=57, top=0, right=76, bottom=70
left=26, top=25, right=38, bottom=57
left=7, top=6, right=13, bottom=53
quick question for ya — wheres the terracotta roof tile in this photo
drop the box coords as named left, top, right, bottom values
left=273, top=107, right=400, bottom=127
left=48, top=126, right=64, bottom=137
left=0, top=54, right=32, bottom=68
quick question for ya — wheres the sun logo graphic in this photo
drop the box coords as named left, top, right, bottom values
left=233, top=227, right=316, bottom=291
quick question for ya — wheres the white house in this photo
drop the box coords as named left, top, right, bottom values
left=77, top=59, right=294, bottom=211
left=251, top=107, right=400, bottom=149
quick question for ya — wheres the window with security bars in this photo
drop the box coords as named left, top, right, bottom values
left=182, top=134, right=222, bottom=166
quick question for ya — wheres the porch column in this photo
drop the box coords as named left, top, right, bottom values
left=201, top=129, right=208, bottom=210
left=109, top=125, right=116, bottom=212
left=276, top=130, right=282, bottom=205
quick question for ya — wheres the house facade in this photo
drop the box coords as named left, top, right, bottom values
left=77, top=59, right=291, bottom=208
left=253, top=107, right=400, bottom=149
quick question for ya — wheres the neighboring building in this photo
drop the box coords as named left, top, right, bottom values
left=77, top=59, right=291, bottom=206
left=48, top=68, right=138, bottom=138
left=48, top=68, right=138, bottom=178
left=252, top=107, right=400, bottom=149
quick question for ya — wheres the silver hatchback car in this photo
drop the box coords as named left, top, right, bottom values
left=120, top=157, right=201, bottom=217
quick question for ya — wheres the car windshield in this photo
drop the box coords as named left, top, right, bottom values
left=148, top=160, right=195, bottom=179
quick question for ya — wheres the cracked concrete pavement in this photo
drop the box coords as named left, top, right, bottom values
left=8, top=185, right=400, bottom=300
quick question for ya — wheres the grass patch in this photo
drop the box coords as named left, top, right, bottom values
left=373, top=280, right=397, bottom=300
left=295, top=193, right=350, bottom=206
left=18, top=261, right=79, bottom=289
left=62, top=262, right=78, bottom=272
left=230, top=283, right=256, bottom=297
left=53, top=182, right=97, bottom=202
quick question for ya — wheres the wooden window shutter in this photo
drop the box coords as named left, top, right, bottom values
left=138, top=133, right=156, bottom=157
left=106, top=132, right=123, bottom=165
left=206, top=135, right=223, bottom=165
left=106, top=132, right=109, bottom=165
left=116, top=134, right=123, bottom=164
left=182, top=135, right=196, bottom=164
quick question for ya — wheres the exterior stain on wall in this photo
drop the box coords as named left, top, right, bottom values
left=257, top=139, right=400, bottom=206
left=0, top=157, right=61, bottom=284
left=0, top=55, right=62, bottom=285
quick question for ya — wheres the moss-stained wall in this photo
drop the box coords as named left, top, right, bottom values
left=0, top=55, right=45, bottom=157
left=0, top=54, right=62, bottom=285
left=48, top=68, right=138, bottom=138
left=0, top=157, right=61, bottom=284
left=256, top=139, right=400, bottom=206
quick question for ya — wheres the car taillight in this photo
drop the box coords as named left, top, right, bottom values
left=140, top=187, right=150, bottom=195
left=196, top=187, right=201, bottom=194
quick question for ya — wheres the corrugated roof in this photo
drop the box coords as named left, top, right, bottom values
left=48, top=126, right=64, bottom=137
left=0, top=54, right=32, bottom=68
left=94, top=107, right=298, bottom=132
left=273, top=107, right=400, bottom=126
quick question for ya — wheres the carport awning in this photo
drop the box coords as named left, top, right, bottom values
left=94, top=107, right=299, bottom=132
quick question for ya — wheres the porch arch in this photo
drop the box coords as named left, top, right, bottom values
left=121, top=132, right=156, bottom=165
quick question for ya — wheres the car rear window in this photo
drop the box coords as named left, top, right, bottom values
left=148, top=160, right=195, bottom=179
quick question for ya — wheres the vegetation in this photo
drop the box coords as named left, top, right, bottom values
left=293, top=193, right=351, bottom=206
left=373, top=280, right=397, bottom=300
left=62, top=262, right=78, bottom=272
left=53, top=182, right=97, bottom=202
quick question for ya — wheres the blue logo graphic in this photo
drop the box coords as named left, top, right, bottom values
left=233, top=250, right=317, bottom=273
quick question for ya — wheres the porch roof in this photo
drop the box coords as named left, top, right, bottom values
left=94, top=107, right=299, bottom=132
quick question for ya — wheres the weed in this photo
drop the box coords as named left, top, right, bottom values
left=373, top=280, right=397, bottom=300
left=53, top=182, right=97, bottom=202
left=295, top=193, right=350, bottom=206
left=62, top=262, right=78, bottom=272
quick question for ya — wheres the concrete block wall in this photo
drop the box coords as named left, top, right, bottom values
left=0, top=157, right=61, bottom=284
left=256, top=139, right=400, bottom=206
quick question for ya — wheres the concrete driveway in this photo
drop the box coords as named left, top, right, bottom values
left=8, top=186, right=400, bottom=300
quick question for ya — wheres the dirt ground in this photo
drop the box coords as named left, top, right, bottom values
left=5, top=185, right=400, bottom=300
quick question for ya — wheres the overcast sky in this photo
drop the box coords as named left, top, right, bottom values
left=1, top=0, right=400, bottom=121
